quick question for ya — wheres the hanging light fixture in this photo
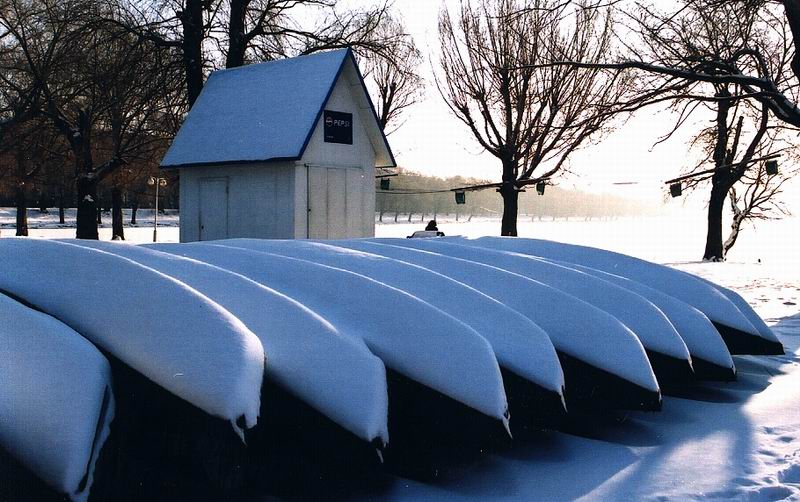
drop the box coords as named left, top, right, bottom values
left=765, top=160, right=779, bottom=176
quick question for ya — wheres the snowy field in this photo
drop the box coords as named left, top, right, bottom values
left=1, top=210, right=799, bottom=500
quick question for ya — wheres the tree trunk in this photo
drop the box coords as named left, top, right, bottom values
left=226, top=0, right=248, bottom=69
left=131, top=198, right=139, bottom=225
left=499, top=182, right=519, bottom=236
left=76, top=177, right=99, bottom=240
left=703, top=182, right=728, bottom=261
left=58, top=188, right=66, bottom=224
left=723, top=212, right=745, bottom=257
left=15, top=184, right=28, bottom=237
left=38, top=189, right=48, bottom=213
left=112, top=186, right=125, bottom=241
left=181, top=0, right=206, bottom=107
left=782, top=0, right=800, bottom=82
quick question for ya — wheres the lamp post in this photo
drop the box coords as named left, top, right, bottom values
left=148, top=176, right=168, bottom=242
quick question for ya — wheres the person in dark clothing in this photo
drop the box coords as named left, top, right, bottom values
left=420, top=220, right=444, bottom=237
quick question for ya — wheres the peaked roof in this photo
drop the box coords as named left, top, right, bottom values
left=161, top=49, right=395, bottom=169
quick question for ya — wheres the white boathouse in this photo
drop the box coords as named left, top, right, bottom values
left=161, top=49, right=395, bottom=242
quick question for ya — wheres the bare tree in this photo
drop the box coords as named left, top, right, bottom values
left=0, top=0, right=182, bottom=239
left=623, top=1, right=798, bottom=259
left=113, top=0, right=399, bottom=107
left=362, top=15, right=424, bottom=133
left=437, top=0, right=632, bottom=236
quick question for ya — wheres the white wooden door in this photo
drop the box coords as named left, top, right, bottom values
left=307, top=166, right=364, bottom=239
left=326, top=169, right=347, bottom=239
left=307, top=168, right=328, bottom=239
left=199, top=178, right=228, bottom=241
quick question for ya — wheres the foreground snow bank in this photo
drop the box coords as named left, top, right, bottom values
left=0, top=293, right=114, bottom=502
left=334, top=241, right=661, bottom=407
left=65, top=239, right=389, bottom=444
left=0, top=239, right=264, bottom=435
left=216, top=238, right=565, bottom=399
left=149, top=243, right=509, bottom=423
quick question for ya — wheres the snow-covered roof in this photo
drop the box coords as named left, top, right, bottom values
left=161, top=49, right=395, bottom=169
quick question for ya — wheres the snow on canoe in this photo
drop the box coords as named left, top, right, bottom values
left=63, top=240, right=389, bottom=445
left=0, top=238, right=264, bottom=436
left=378, top=238, right=694, bottom=386
left=458, top=237, right=782, bottom=355
left=147, top=242, right=509, bottom=425
left=213, top=238, right=566, bottom=421
left=549, top=260, right=736, bottom=381
left=697, top=277, right=779, bottom=347
left=333, top=240, right=662, bottom=412
left=0, top=292, right=114, bottom=502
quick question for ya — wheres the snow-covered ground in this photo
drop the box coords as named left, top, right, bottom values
left=0, top=208, right=179, bottom=243
left=1, top=209, right=799, bottom=500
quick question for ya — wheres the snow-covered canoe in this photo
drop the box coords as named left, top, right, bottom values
left=62, top=240, right=389, bottom=445
left=377, top=238, right=695, bottom=386
left=457, top=237, right=783, bottom=355
left=332, top=241, right=662, bottom=412
left=147, top=242, right=510, bottom=428
left=697, top=277, right=777, bottom=346
left=549, top=260, right=736, bottom=381
left=0, top=292, right=114, bottom=502
left=0, top=238, right=265, bottom=436
left=213, top=238, right=566, bottom=422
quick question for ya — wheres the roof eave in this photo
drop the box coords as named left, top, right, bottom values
left=160, top=155, right=302, bottom=170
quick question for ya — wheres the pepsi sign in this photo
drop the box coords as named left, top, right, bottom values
left=323, top=110, right=353, bottom=145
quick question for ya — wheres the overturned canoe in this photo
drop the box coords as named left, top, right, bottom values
left=379, top=238, right=694, bottom=386
left=458, top=237, right=782, bottom=355
left=63, top=239, right=389, bottom=445
left=214, top=238, right=566, bottom=422
left=0, top=239, right=265, bottom=436
left=697, top=276, right=779, bottom=352
left=0, top=292, right=114, bottom=502
left=550, top=260, right=736, bottom=381
left=148, top=242, right=510, bottom=425
left=333, top=240, right=662, bottom=412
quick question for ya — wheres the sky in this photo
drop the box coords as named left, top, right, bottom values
left=340, top=0, right=797, bottom=212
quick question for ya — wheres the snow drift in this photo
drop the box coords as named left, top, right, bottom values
left=0, top=239, right=264, bottom=435
left=333, top=240, right=662, bottom=411
left=63, top=239, right=389, bottom=444
left=0, top=292, right=114, bottom=502
left=458, top=237, right=782, bottom=355
left=380, top=238, right=694, bottom=384
left=214, top=238, right=565, bottom=407
left=551, top=260, right=736, bottom=380
left=147, top=243, right=509, bottom=424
